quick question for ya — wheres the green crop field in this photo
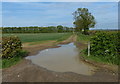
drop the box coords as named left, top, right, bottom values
left=3, top=33, right=72, bottom=43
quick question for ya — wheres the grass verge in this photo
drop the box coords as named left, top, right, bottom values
left=80, top=50, right=118, bottom=73
left=1, top=50, right=28, bottom=68
left=81, top=49, right=112, bottom=65
left=77, top=33, right=92, bottom=44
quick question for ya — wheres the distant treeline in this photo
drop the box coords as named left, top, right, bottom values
left=2, top=25, right=74, bottom=33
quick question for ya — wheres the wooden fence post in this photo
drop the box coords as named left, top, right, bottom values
left=88, top=41, right=90, bottom=56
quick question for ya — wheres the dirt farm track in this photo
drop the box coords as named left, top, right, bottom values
left=2, top=35, right=119, bottom=82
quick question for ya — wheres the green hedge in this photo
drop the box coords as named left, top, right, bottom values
left=90, top=31, right=120, bottom=65
left=2, top=36, right=22, bottom=59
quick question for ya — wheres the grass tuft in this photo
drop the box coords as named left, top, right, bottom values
left=1, top=50, right=28, bottom=68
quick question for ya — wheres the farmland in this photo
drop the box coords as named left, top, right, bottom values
left=1, top=2, right=119, bottom=82
left=2, top=31, right=119, bottom=69
left=2, top=31, right=119, bottom=82
left=3, top=33, right=72, bottom=43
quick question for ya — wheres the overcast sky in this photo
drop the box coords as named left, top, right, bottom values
left=1, top=1, right=119, bottom=29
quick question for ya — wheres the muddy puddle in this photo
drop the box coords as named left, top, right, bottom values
left=26, top=43, right=96, bottom=75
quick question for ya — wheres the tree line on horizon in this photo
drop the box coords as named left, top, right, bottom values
left=2, top=8, right=96, bottom=34
left=2, top=25, right=75, bottom=33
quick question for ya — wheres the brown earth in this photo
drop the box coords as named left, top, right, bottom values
left=2, top=35, right=119, bottom=82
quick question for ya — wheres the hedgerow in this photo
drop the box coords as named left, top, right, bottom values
left=1, top=36, right=28, bottom=68
left=2, top=36, right=22, bottom=59
left=89, top=31, right=119, bottom=65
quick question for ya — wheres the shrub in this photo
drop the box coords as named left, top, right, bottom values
left=1, top=50, right=28, bottom=68
left=2, top=36, right=22, bottom=59
left=89, top=31, right=119, bottom=65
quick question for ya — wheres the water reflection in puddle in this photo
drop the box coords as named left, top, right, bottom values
left=26, top=43, right=96, bottom=75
